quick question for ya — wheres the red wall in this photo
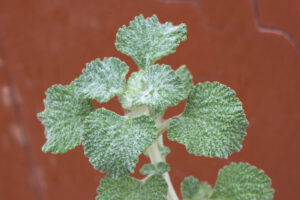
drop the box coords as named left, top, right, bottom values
left=1, top=0, right=299, bottom=199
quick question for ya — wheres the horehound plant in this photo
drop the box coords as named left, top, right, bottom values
left=38, top=14, right=274, bottom=200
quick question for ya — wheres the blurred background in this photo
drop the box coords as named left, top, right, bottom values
left=1, top=0, right=299, bottom=199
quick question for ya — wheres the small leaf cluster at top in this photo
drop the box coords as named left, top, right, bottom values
left=38, top=14, right=274, bottom=200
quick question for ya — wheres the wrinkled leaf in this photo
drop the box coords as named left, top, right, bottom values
left=168, top=82, right=249, bottom=158
left=176, top=65, right=193, bottom=97
left=38, top=84, right=94, bottom=153
left=120, top=64, right=185, bottom=118
left=83, top=108, right=157, bottom=178
left=211, top=163, right=274, bottom=200
left=140, top=164, right=156, bottom=176
left=97, top=175, right=168, bottom=200
left=72, top=57, right=129, bottom=103
left=116, top=14, right=186, bottom=68
left=181, top=176, right=212, bottom=200
left=140, top=162, right=170, bottom=176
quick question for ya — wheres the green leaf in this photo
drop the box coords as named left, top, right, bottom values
left=140, top=162, right=170, bottom=176
left=156, top=162, right=170, bottom=174
left=181, top=176, right=201, bottom=200
left=120, top=64, right=185, bottom=117
left=37, top=84, right=94, bottom=153
left=211, top=163, right=274, bottom=200
left=72, top=57, right=129, bottom=103
left=181, top=176, right=212, bottom=200
left=140, top=162, right=169, bottom=176
left=176, top=65, right=193, bottom=97
left=83, top=108, right=157, bottom=178
left=97, top=175, right=168, bottom=200
left=198, top=182, right=213, bottom=200
left=168, top=82, right=249, bottom=158
left=115, top=14, right=187, bottom=68
left=140, top=164, right=156, bottom=176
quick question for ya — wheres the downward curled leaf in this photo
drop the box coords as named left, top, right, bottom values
left=168, top=82, right=249, bottom=158
left=120, top=64, right=185, bottom=117
left=211, top=163, right=274, bottom=200
left=72, top=57, right=129, bottom=103
left=116, top=14, right=187, bottom=68
left=38, top=84, right=94, bottom=153
left=83, top=108, right=157, bottom=178
left=97, top=175, right=168, bottom=200
left=175, top=65, right=193, bottom=97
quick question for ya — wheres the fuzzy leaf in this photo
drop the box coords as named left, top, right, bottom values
left=72, top=57, right=129, bottom=103
left=37, top=84, right=94, bottom=153
left=97, top=175, right=168, bottom=200
left=140, top=162, right=170, bottom=176
left=156, top=162, right=170, bottom=174
left=211, top=163, right=274, bottom=200
left=168, top=82, right=249, bottom=158
left=198, top=182, right=213, bottom=200
left=115, top=14, right=187, bottom=68
left=181, top=176, right=200, bottom=200
left=181, top=176, right=213, bottom=200
left=120, top=64, right=185, bottom=117
left=83, top=108, right=157, bottom=178
left=140, top=164, right=156, bottom=176
left=176, top=65, right=193, bottom=97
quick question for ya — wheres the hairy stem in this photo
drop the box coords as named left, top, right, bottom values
left=147, top=140, right=179, bottom=200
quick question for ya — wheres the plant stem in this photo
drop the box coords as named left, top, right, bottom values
left=129, top=107, right=177, bottom=199
left=157, top=119, right=171, bottom=135
left=147, top=140, right=179, bottom=200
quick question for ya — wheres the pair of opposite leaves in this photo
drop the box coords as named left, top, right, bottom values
left=38, top=14, right=273, bottom=200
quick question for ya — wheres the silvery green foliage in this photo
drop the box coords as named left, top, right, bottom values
left=197, top=182, right=213, bottom=200
left=156, top=162, right=170, bottom=174
left=211, top=163, right=274, bottom=200
left=140, top=164, right=156, bottom=175
left=97, top=175, right=168, bottom=200
left=140, top=162, right=170, bottom=175
left=72, top=57, right=129, bottom=103
left=168, top=82, right=249, bottom=158
left=83, top=108, right=157, bottom=178
left=181, top=176, right=212, bottom=200
left=175, top=65, right=193, bottom=97
left=115, top=14, right=187, bottom=69
left=38, top=84, right=94, bottom=153
left=120, top=64, right=185, bottom=117
left=181, top=176, right=200, bottom=200
left=38, top=14, right=274, bottom=200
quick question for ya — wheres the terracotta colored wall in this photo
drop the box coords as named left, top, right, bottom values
left=1, top=0, right=299, bottom=199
